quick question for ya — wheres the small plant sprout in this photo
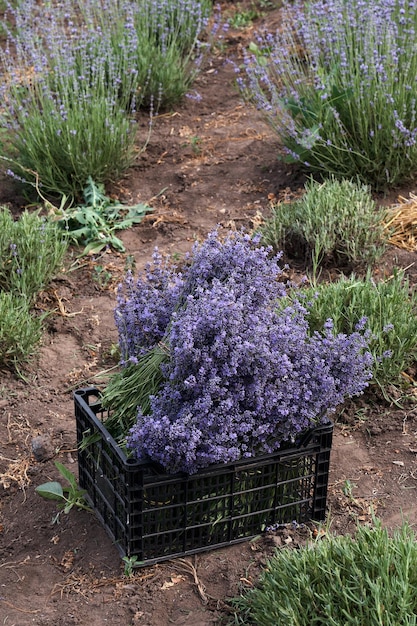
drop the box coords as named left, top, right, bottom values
left=36, top=462, right=92, bottom=524
left=190, top=135, right=203, bottom=155
left=122, top=555, right=140, bottom=577
left=228, top=7, right=259, bottom=29
left=93, top=265, right=114, bottom=290
left=342, top=479, right=357, bottom=502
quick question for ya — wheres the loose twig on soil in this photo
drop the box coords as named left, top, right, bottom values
left=0, top=598, right=40, bottom=614
left=0, top=455, right=31, bottom=495
left=6, top=413, right=31, bottom=444
left=53, top=289, right=84, bottom=317
left=51, top=568, right=160, bottom=600
left=169, top=557, right=209, bottom=605
left=0, top=556, right=31, bottom=569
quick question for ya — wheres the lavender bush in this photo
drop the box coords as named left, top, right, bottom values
left=58, top=0, right=213, bottom=108
left=0, top=292, right=45, bottom=372
left=0, top=206, right=67, bottom=373
left=294, top=270, right=417, bottom=393
left=0, top=0, right=213, bottom=198
left=106, top=230, right=373, bottom=474
left=112, top=0, right=213, bottom=108
left=0, top=9, right=138, bottom=198
left=260, top=177, right=387, bottom=276
left=0, top=207, right=67, bottom=299
left=239, top=0, right=417, bottom=189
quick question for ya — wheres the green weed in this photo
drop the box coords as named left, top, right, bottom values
left=122, top=555, right=140, bottom=577
left=36, top=462, right=92, bottom=524
left=50, top=177, right=152, bottom=255
left=228, top=8, right=259, bottom=29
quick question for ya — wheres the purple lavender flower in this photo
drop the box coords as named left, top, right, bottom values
left=115, top=229, right=285, bottom=364
left=181, top=229, right=285, bottom=302
left=115, top=248, right=184, bottom=364
left=124, top=230, right=373, bottom=474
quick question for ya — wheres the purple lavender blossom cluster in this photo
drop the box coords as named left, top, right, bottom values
left=118, top=230, right=373, bottom=474
left=115, top=230, right=285, bottom=362
left=115, top=249, right=185, bottom=364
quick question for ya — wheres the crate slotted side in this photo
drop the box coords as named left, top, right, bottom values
left=75, top=388, right=333, bottom=566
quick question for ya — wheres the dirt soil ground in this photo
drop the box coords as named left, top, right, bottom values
left=2, top=4, right=417, bottom=625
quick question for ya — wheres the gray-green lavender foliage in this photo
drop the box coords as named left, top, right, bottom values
left=0, top=0, right=213, bottom=199
left=260, top=177, right=388, bottom=275
left=230, top=519, right=417, bottom=626
left=295, top=270, right=417, bottom=392
left=0, top=207, right=67, bottom=372
left=239, top=0, right=417, bottom=189
left=0, top=207, right=67, bottom=298
left=0, top=292, right=45, bottom=371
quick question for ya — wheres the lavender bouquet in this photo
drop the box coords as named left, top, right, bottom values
left=102, top=229, right=372, bottom=474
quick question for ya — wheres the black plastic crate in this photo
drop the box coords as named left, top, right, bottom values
left=75, top=387, right=333, bottom=566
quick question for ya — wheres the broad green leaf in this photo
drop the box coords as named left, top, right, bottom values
left=35, top=481, right=64, bottom=500
left=54, top=178, right=152, bottom=255
left=55, top=461, right=78, bottom=488
left=82, top=240, right=110, bottom=255
left=127, top=203, right=151, bottom=218
left=83, top=176, right=107, bottom=208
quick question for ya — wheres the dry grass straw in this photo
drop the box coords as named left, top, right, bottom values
left=0, top=414, right=33, bottom=493
left=51, top=567, right=160, bottom=598
left=384, top=193, right=417, bottom=251
left=0, top=455, right=31, bottom=491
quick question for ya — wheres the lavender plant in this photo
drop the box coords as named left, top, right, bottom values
left=260, top=177, right=388, bottom=275
left=295, top=270, right=417, bottom=393
left=0, top=206, right=67, bottom=373
left=55, top=0, right=213, bottom=109
left=230, top=519, right=417, bottom=626
left=239, top=0, right=417, bottom=189
left=103, top=229, right=373, bottom=474
left=0, top=0, right=214, bottom=197
left=0, top=11, right=139, bottom=198
left=0, top=207, right=67, bottom=299
left=0, top=292, right=45, bottom=371
left=113, top=229, right=287, bottom=366
left=111, top=0, right=213, bottom=108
